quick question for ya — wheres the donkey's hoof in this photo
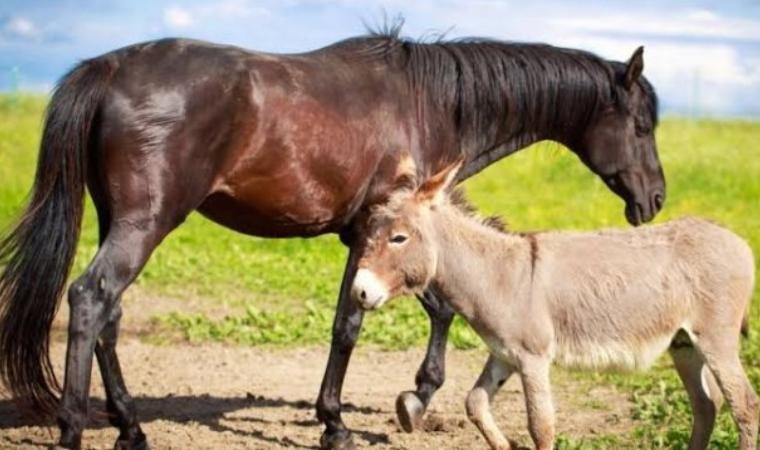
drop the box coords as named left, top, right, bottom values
left=319, top=429, right=356, bottom=450
left=396, top=391, right=425, bottom=432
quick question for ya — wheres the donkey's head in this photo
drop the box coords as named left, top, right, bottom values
left=351, top=162, right=461, bottom=310
left=571, top=47, right=665, bottom=226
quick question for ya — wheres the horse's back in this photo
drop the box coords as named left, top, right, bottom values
left=89, top=37, right=413, bottom=237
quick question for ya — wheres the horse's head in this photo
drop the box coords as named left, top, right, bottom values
left=572, top=47, right=665, bottom=226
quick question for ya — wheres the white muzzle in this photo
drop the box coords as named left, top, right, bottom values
left=351, top=268, right=389, bottom=310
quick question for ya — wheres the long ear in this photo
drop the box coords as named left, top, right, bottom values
left=392, top=152, right=418, bottom=191
left=416, top=159, right=463, bottom=206
left=624, top=46, right=644, bottom=90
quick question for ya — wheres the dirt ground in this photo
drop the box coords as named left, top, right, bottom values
left=0, top=291, right=635, bottom=449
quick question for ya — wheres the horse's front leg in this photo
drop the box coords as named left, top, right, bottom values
left=396, top=289, right=455, bottom=432
left=317, top=246, right=363, bottom=450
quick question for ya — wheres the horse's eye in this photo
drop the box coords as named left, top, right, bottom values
left=634, top=123, right=650, bottom=136
left=389, top=234, right=408, bottom=244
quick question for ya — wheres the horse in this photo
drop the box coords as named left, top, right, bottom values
left=0, top=27, right=664, bottom=450
left=351, top=162, right=756, bottom=450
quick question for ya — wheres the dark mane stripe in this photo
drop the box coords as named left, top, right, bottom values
left=448, top=188, right=506, bottom=233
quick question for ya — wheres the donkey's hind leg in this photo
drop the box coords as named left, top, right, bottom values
left=57, top=221, right=175, bottom=450
left=669, top=340, right=724, bottom=450
left=396, top=289, right=455, bottom=432
left=520, top=356, right=555, bottom=450
left=697, top=338, right=759, bottom=450
left=465, top=355, right=514, bottom=450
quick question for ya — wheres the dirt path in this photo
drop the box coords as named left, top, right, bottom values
left=0, top=290, right=636, bottom=449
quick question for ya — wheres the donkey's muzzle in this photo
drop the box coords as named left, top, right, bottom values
left=351, top=268, right=389, bottom=310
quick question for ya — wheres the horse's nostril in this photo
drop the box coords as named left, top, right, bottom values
left=654, top=192, right=665, bottom=210
left=360, top=290, right=367, bottom=300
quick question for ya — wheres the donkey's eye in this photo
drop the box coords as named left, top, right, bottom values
left=389, top=234, right=408, bottom=244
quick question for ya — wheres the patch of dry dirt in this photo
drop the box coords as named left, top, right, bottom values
left=0, top=290, right=636, bottom=449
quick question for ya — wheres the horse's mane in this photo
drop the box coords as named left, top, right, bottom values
left=334, top=21, right=659, bottom=153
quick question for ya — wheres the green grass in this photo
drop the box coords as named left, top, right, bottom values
left=1, top=95, right=759, bottom=447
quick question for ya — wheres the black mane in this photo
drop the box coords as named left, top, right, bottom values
left=353, top=26, right=659, bottom=154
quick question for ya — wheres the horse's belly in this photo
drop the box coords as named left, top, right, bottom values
left=197, top=188, right=355, bottom=238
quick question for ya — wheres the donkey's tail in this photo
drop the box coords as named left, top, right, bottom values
left=0, top=56, right=115, bottom=416
left=741, top=312, right=750, bottom=338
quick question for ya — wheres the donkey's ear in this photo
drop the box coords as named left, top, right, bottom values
left=624, top=46, right=644, bottom=90
left=392, top=152, right=418, bottom=191
left=416, top=159, right=463, bottom=206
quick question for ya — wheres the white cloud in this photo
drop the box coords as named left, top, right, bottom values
left=210, top=0, right=271, bottom=18
left=162, top=1, right=271, bottom=30
left=164, top=6, right=194, bottom=29
left=3, top=17, right=40, bottom=39
left=550, top=10, right=760, bottom=42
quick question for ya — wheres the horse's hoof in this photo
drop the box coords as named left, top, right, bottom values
left=319, top=429, right=356, bottom=450
left=114, top=431, right=150, bottom=450
left=114, top=439, right=150, bottom=450
left=53, top=433, right=81, bottom=450
left=396, top=391, right=425, bottom=433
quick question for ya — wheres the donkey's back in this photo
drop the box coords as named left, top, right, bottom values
left=539, top=217, right=754, bottom=371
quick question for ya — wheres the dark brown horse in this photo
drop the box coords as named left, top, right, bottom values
left=0, top=28, right=664, bottom=450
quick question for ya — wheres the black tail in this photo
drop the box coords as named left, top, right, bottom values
left=0, top=56, right=115, bottom=416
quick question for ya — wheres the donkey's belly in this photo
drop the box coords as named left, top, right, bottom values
left=553, top=334, right=674, bottom=372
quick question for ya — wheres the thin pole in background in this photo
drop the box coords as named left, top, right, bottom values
left=9, top=66, right=21, bottom=108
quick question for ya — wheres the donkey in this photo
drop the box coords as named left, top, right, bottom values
left=351, top=162, right=757, bottom=450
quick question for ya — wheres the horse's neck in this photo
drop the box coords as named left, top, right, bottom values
left=454, top=59, right=599, bottom=179
left=430, top=210, right=527, bottom=316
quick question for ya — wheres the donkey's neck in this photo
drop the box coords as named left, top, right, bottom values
left=428, top=209, right=530, bottom=318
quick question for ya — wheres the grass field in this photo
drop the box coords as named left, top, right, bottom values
left=1, top=94, right=759, bottom=448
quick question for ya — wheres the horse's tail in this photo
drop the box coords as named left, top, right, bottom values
left=0, top=56, right=115, bottom=416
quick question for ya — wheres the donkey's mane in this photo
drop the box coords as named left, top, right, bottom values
left=372, top=187, right=506, bottom=234
left=332, top=23, right=658, bottom=153
left=447, top=188, right=507, bottom=233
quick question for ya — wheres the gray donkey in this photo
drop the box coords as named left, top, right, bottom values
left=350, top=161, right=757, bottom=450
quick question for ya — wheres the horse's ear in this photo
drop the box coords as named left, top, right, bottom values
left=624, top=46, right=644, bottom=90
left=416, top=159, right=463, bottom=206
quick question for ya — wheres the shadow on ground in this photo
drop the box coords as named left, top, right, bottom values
left=0, top=394, right=388, bottom=449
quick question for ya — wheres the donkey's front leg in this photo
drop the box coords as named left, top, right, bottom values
left=396, top=289, right=455, bottom=432
left=466, top=355, right=514, bottom=450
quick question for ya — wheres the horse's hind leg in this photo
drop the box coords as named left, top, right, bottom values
left=465, top=355, right=514, bottom=450
left=697, top=337, right=759, bottom=450
left=57, top=220, right=176, bottom=450
left=87, top=200, right=147, bottom=449
left=95, top=311, right=147, bottom=449
left=669, top=342, right=724, bottom=450
left=396, top=289, right=455, bottom=432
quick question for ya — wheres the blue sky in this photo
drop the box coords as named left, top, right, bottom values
left=1, top=0, right=759, bottom=117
